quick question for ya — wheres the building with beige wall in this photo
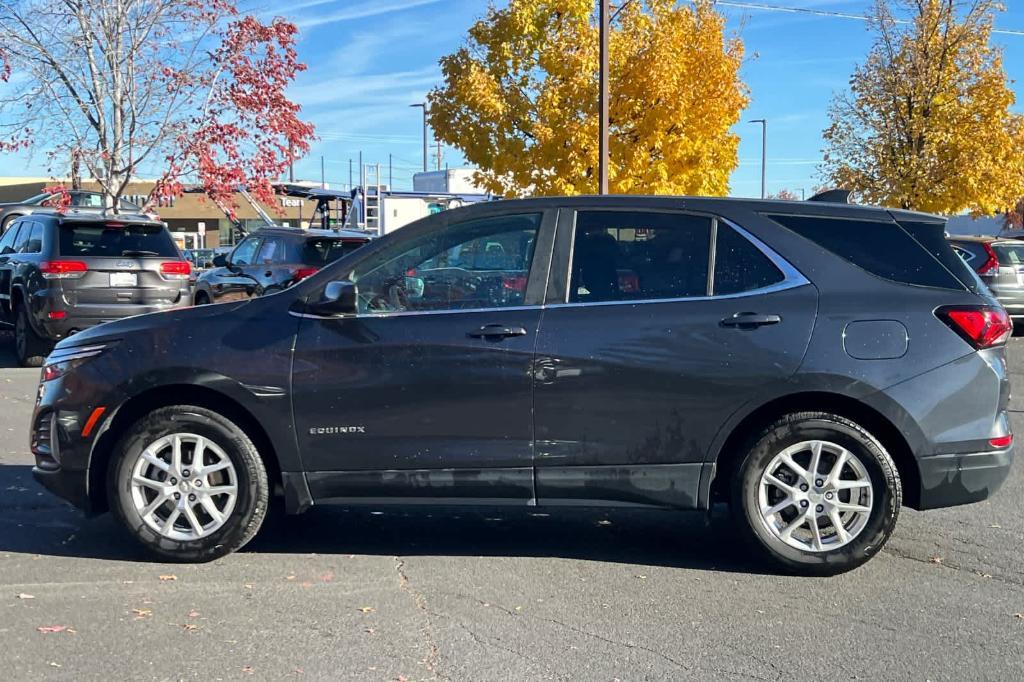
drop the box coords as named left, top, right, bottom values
left=0, top=177, right=345, bottom=249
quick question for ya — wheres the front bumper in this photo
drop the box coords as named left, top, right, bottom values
left=916, top=447, right=1014, bottom=510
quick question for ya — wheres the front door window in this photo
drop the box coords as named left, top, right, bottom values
left=352, top=213, right=541, bottom=313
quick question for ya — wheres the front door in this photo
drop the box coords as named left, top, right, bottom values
left=533, top=208, right=817, bottom=509
left=209, top=235, right=262, bottom=303
left=291, top=209, right=555, bottom=505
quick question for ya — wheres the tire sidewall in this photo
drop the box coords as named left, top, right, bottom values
left=736, top=416, right=900, bottom=574
left=109, top=407, right=266, bottom=561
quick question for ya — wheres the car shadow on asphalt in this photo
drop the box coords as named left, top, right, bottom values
left=0, top=463, right=770, bottom=574
left=0, top=331, right=21, bottom=368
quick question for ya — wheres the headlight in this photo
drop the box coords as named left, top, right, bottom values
left=41, top=344, right=111, bottom=382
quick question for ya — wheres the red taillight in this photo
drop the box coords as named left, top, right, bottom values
left=937, top=306, right=1012, bottom=349
left=160, top=260, right=191, bottom=279
left=47, top=311, right=66, bottom=320
left=618, top=270, right=640, bottom=294
left=295, top=267, right=319, bottom=281
left=989, top=434, right=1013, bottom=449
left=977, top=244, right=1000, bottom=276
left=40, top=260, right=88, bottom=279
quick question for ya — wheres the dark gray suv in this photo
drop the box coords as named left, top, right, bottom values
left=0, top=212, right=191, bottom=366
left=30, top=196, right=1013, bottom=575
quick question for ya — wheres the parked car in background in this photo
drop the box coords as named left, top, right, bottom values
left=0, top=211, right=191, bottom=366
left=192, top=227, right=372, bottom=305
left=183, top=248, right=217, bottom=270
left=949, top=235, right=1024, bottom=319
left=0, top=190, right=147, bottom=233
left=31, top=196, right=1012, bottom=575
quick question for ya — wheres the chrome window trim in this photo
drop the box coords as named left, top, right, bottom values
left=290, top=214, right=810, bottom=320
left=290, top=304, right=543, bottom=321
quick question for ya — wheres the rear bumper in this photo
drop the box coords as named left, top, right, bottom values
left=32, top=465, right=92, bottom=512
left=39, top=302, right=188, bottom=340
left=916, top=447, right=1014, bottom=510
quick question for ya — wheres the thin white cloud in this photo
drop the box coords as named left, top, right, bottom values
left=293, top=0, right=446, bottom=30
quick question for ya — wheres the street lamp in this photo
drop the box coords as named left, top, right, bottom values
left=598, top=0, right=610, bottom=195
left=410, top=103, right=428, bottom=173
left=750, top=119, right=767, bottom=199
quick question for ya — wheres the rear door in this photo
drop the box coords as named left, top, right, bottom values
left=533, top=207, right=817, bottom=509
left=56, top=221, right=186, bottom=310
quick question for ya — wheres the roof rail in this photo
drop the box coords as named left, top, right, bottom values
left=807, top=189, right=852, bottom=204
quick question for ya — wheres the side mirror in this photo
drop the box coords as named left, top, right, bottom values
left=212, top=254, right=227, bottom=267
left=310, top=280, right=357, bottom=316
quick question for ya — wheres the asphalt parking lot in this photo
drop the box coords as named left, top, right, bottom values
left=0, top=331, right=1022, bottom=681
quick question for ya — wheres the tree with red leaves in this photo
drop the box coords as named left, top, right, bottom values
left=0, top=1, right=313, bottom=215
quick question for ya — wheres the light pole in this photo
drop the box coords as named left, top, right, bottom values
left=750, top=119, right=767, bottom=199
left=410, top=103, right=428, bottom=173
left=598, top=0, right=609, bottom=195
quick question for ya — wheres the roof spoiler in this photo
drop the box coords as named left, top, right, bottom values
left=807, top=189, right=852, bottom=204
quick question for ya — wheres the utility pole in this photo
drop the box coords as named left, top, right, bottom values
left=750, top=119, right=767, bottom=199
left=389, top=153, right=393, bottom=190
left=348, top=158, right=353, bottom=189
left=598, top=0, right=609, bottom=195
left=288, top=142, right=294, bottom=183
left=433, top=140, right=443, bottom=171
left=410, top=103, right=428, bottom=172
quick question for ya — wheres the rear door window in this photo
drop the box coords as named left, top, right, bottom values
left=767, top=214, right=963, bottom=290
left=57, top=222, right=180, bottom=257
left=0, top=223, right=21, bottom=254
left=256, top=236, right=286, bottom=264
left=570, top=211, right=712, bottom=303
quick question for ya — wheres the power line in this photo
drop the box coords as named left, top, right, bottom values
left=714, top=1, right=1024, bottom=36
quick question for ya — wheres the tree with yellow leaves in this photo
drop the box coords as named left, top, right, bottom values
left=427, top=0, right=748, bottom=197
left=823, top=0, right=1024, bottom=215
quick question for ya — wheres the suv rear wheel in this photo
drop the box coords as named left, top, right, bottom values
left=108, top=405, right=269, bottom=562
left=14, top=305, right=48, bottom=367
left=732, top=412, right=901, bottom=576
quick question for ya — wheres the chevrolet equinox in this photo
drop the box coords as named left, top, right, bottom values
left=31, top=196, right=1014, bottom=575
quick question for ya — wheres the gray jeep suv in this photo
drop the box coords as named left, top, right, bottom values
left=0, top=211, right=191, bottom=366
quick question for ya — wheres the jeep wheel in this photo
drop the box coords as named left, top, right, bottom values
left=14, top=305, right=48, bottom=367
left=733, top=412, right=901, bottom=576
left=108, top=405, right=269, bottom=562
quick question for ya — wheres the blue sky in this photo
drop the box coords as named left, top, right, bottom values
left=4, top=1, right=1024, bottom=197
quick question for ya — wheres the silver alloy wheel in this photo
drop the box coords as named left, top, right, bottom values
left=757, top=440, right=873, bottom=552
left=129, top=433, right=238, bottom=541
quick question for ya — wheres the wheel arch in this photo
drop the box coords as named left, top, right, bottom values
left=705, top=391, right=922, bottom=510
left=87, top=384, right=284, bottom=514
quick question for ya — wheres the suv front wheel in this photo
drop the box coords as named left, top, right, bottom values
left=108, top=405, right=270, bottom=562
left=733, top=412, right=901, bottom=576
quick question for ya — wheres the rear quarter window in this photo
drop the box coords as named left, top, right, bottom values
left=58, top=222, right=180, bottom=258
left=295, top=238, right=367, bottom=266
left=766, top=214, right=964, bottom=290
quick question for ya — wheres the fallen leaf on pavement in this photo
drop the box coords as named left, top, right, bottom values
left=187, top=609, right=200, bottom=618
left=243, top=583, right=254, bottom=590
left=929, top=556, right=943, bottom=564
left=357, top=606, right=375, bottom=613
left=365, top=627, right=377, bottom=635
left=1014, top=613, right=1023, bottom=619
left=159, top=575, right=177, bottom=582
left=48, top=662, right=61, bottom=668
left=242, top=665, right=255, bottom=674
left=16, top=593, right=34, bottom=600
left=37, top=625, right=70, bottom=634
left=132, top=608, right=152, bottom=619
left=285, top=575, right=296, bottom=581
left=182, top=623, right=200, bottom=632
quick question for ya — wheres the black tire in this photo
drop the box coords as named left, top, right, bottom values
left=107, top=405, right=269, bottom=562
left=732, top=412, right=901, bottom=576
left=14, top=304, right=48, bottom=367
left=1, top=214, right=19, bottom=233
left=193, top=291, right=210, bottom=305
